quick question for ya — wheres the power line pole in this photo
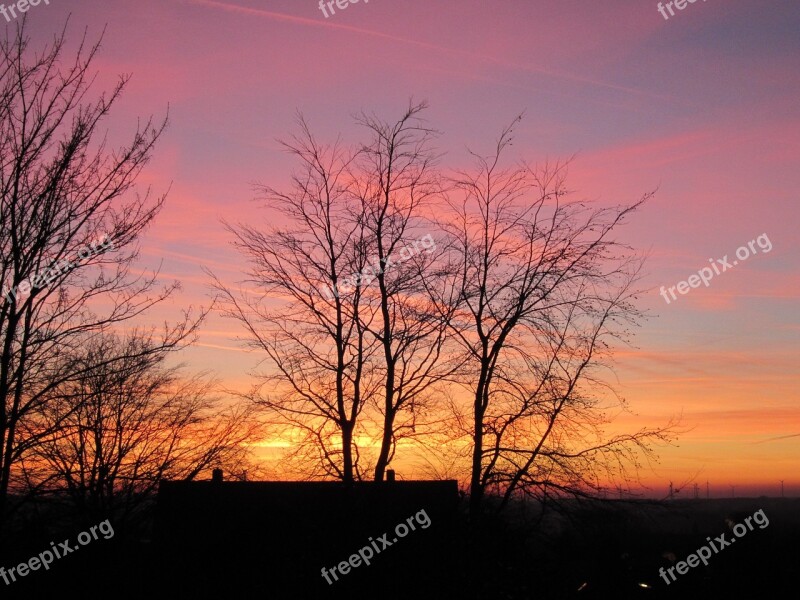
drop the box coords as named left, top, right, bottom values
left=780, top=480, right=784, bottom=498
left=706, top=480, right=710, bottom=499
left=693, top=483, right=699, bottom=499
left=730, top=485, right=736, bottom=498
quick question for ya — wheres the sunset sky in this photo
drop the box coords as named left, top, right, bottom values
left=25, top=0, right=799, bottom=497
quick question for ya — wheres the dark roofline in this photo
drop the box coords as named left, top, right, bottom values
left=159, top=479, right=458, bottom=490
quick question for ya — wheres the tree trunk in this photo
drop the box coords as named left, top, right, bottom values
left=374, top=296, right=396, bottom=481
left=341, top=423, right=355, bottom=484
left=374, top=408, right=394, bottom=481
left=469, top=374, right=487, bottom=517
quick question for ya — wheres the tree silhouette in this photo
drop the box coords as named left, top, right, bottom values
left=352, top=101, right=459, bottom=481
left=0, top=21, right=202, bottom=525
left=437, top=117, right=675, bottom=515
left=23, top=331, right=260, bottom=522
left=213, top=115, right=379, bottom=483
left=215, top=108, right=674, bottom=502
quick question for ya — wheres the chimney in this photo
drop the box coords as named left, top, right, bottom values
left=386, top=469, right=396, bottom=483
left=212, top=468, right=223, bottom=484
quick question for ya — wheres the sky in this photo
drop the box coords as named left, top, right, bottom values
left=22, top=0, right=800, bottom=497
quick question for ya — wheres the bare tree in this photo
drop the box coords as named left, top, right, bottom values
left=23, top=331, right=260, bottom=522
left=438, top=117, right=674, bottom=516
left=216, top=107, right=673, bottom=500
left=0, top=22, right=200, bottom=524
left=212, top=116, right=381, bottom=483
left=216, top=106, right=464, bottom=483
left=353, top=101, right=458, bottom=481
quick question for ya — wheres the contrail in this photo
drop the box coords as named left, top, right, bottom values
left=753, top=433, right=800, bottom=444
left=181, top=0, right=672, bottom=101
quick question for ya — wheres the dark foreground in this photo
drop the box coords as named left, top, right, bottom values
left=1, top=486, right=797, bottom=599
